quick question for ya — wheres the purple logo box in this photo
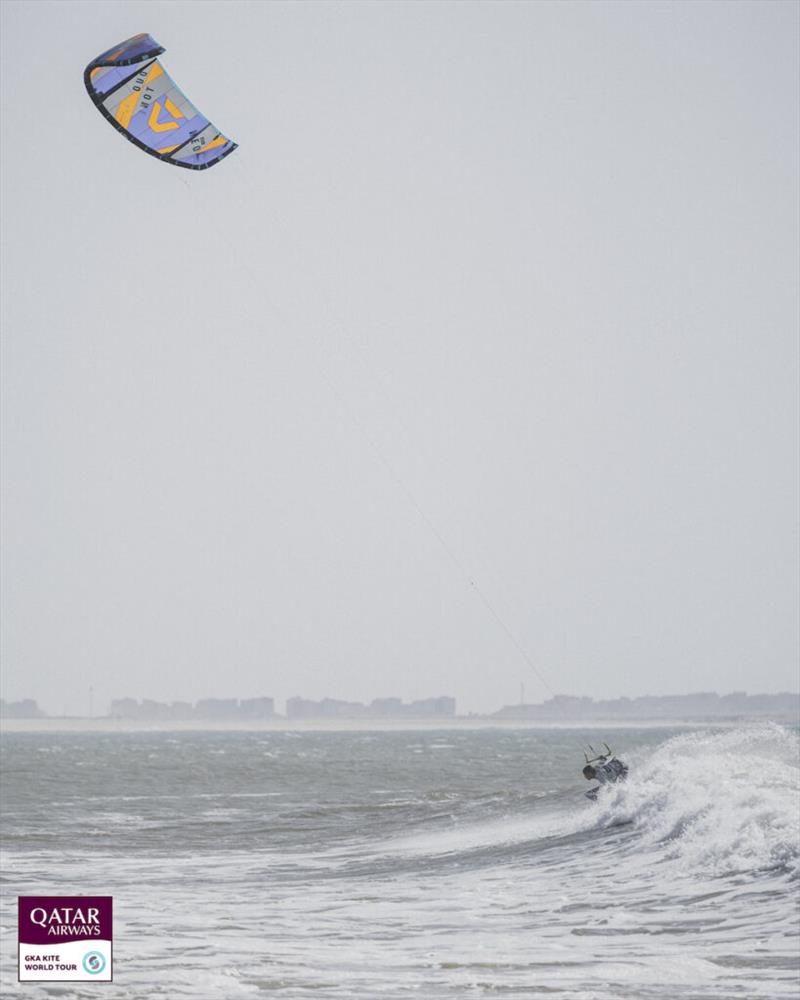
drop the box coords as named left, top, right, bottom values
left=19, top=897, right=112, bottom=946
left=18, top=896, right=113, bottom=981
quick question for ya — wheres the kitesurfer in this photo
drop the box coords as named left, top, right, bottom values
left=582, top=745, right=627, bottom=798
left=582, top=758, right=627, bottom=784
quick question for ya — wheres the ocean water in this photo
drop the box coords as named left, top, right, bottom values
left=0, top=723, right=798, bottom=999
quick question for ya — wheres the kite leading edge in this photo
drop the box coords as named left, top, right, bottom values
left=84, top=33, right=237, bottom=170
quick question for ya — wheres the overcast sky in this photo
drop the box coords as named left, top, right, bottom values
left=1, top=0, right=798, bottom=716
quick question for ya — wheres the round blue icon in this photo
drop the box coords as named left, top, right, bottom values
left=82, top=951, right=106, bottom=975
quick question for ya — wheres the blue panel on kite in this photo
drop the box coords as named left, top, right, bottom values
left=84, top=33, right=237, bottom=170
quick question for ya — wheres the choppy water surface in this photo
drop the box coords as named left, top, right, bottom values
left=1, top=724, right=798, bottom=999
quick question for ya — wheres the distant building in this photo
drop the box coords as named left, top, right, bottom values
left=169, top=701, right=194, bottom=720
left=110, top=698, right=141, bottom=719
left=370, top=697, right=404, bottom=717
left=239, top=697, right=275, bottom=719
left=0, top=698, right=46, bottom=719
left=493, top=691, right=800, bottom=721
left=408, top=696, right=456, bottom=717
left=141, top=698, right=171, bottom=720
left=109, top=696, right=275, bottom=721
left=286, top=697, right=366, bottom=719
left=322, top=698, right=368, bottom=718
left=285, top=697, right=318, bottom=720
left=286, top=695, right=456, bottom=720
left=194, top=699, right=241, bottom=720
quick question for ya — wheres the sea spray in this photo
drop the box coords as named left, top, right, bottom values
left=594, top=723, right=800, bottom=876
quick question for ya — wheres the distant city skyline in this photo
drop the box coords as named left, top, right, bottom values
left=2, top=689, right=797, bottom=723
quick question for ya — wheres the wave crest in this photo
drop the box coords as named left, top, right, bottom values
left=594, top=723, right=800, bottom=876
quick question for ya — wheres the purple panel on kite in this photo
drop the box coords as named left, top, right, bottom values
left=95, top=33, right=162, bottom=65
left=89, top=62, right=150, bottom=97
left=127, top=112, right=208, bottom=151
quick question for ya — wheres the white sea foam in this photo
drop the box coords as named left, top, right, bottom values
left=594, top=723, right=800, bottom=876
left=384, top=803, right=593, bottom=857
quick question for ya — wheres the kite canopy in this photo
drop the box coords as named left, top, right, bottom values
left=84, top=33, right=237, bottom=170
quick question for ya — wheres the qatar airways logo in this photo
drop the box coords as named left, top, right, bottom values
left=30, top=904, right=102, bottom=936
left=18, top=896, right=112, bottom=982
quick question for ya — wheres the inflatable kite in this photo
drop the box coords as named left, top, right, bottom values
left=84, top=33, right=237, bottom=170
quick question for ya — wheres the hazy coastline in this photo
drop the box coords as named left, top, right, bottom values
left=3, top=714, right=796, bottom=735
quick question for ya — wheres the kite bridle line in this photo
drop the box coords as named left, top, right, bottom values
left=180, top=150, right=564, bottom=715
left=584, top=743, right=613, bottom=765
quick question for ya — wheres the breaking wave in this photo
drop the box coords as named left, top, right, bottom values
left=594, top=722, right=800, bottom=876
left=386, top=724, right=800, bottom=881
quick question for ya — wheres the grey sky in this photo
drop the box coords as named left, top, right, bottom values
left=1, top=0, right=798, bottom=716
